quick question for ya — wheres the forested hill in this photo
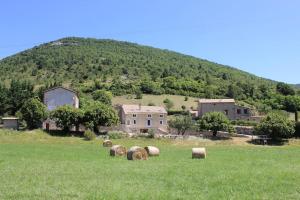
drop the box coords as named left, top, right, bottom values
left=0, top=37, right=276, bottom=100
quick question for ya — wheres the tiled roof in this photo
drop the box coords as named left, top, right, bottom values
left=199, top=99, right=235, bottom=103
left=44, top=86, right=78, bottom=95
left=122, top=104, right=167, bottom=114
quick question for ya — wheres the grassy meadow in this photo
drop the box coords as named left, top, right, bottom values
left=0, top=129, right=300, bottom=199
left=112, top=94, right=198, bottom=110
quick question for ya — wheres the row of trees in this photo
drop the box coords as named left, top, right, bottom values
left=170, top=111, right=296, bottom=140
left=17, top=96, right=119, bottom=132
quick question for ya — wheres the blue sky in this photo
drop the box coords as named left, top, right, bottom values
left=1, top=0, right=299, bottom=83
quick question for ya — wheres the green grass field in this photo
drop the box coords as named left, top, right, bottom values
left=112, top=94, right=198, bottom=110
left=0, top=129, right=300, bottom=199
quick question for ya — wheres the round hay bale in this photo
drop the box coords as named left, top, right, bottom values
left=192, top=148, right=206, bottom=159
left=110, top=145, right=127, bottom=156
left=103, top=140, right=112, bottom=147
left=144, top=146, right=160, bottom=156
left=127, top=146, right=148, bottom=160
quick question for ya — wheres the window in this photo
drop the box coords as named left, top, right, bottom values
left=160, top=120, right=163, bottom=125
left=147, top=114, right=152, bottom=118
left=237, top=109, right=241, bottom=114
left=126, top=120, right=130, bottom=125
left=224, top=110, right=229, bottom=115
left=147, top=119, right=151, bottom=127
left=133, top=119, right=136, bottom=125
left=160, top=114, right=164, bottom=118
left=244, top=109, right=248, bottom=114
left=132, top=114, right=137, bottom=118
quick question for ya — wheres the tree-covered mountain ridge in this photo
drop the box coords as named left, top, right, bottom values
left=0, top=37, right=277, bottom=101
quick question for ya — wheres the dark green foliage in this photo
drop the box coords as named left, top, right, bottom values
left=276, top=82, right=295, bottom=96
left=295, top=122, right=300, bottom=138
left=184, top=96, right=188, bottom=101
left=148, top=102, right=155, bottom=106
left=19, top=98, right=48, bottom=129
left=8, top=80, right=34, bottom=115
left=0, top=84, right=8, bottom=115
left=169, top=115, right=194, bottom=135
left=199, top=112, right=232, bottom=137
left=92, top=90, right=113, bottom=105
left=50, top=105, right=84, bottom=131
left=255, top=113, right=295, bottom=140
left=82, top=101, right=119, bottom=133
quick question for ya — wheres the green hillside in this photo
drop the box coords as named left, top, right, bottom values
left=0, top=37, right=275, bottom=100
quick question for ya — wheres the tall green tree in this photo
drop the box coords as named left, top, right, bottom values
left=169, top=115, right=193, bottom=135
left=0, top=84, right=8, bottom=115
left=8, top=80, right=34, bottom=115
left=50, top=105, right=84, bottom=132
left=83, top=101, right=119, bottom=133
left=255, top=112, right=295, bottom=140
left=199, top=112, right=232, bottom=137
left=19, top=98, right=48, bottom=129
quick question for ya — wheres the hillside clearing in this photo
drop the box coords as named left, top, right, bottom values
left=0, top=129, right=300, bottom=199
left=112, top=94, right=198, bottom=110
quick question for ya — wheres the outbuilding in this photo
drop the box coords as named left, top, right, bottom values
left=2, top=117, right=19, bottom=130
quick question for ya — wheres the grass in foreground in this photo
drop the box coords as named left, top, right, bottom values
left=0, top=129, right=300, bottom=199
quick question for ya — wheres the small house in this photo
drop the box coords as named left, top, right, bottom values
left=2, top=117, right=19, bottom=130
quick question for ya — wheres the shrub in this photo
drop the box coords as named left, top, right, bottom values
left=184, top=96, right=188, bottom=101
left=148, top=102, right=155, bottom=106
left=92, top=90, right=113, bottom=105
left=135, top=90, right=143, bottom=99
left=108, top=131, right=126, bottom=139
left=84, top=129, right=96, bottom=140
left=148, top=129, right=155, bottom=138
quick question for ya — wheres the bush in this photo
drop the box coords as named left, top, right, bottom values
left=148, top=102, right=155, bottom=106
left=148, top=129, right=155, bottom=138
left=84, top=129, right=96, bottom=140
left=135, top=90, right=143, bottom=99
left=108, top=131, right=126, bottom=139
left=184, top=96, right=188, bottom=101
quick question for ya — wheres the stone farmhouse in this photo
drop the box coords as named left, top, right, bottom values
left=43, top=86, right=79, bottom=131
left=119, top=104, right=168, bottom=134
left=197, top=99, right=253, bottom=120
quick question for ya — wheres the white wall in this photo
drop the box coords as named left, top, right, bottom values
left=44, top=88, right=79, bottom=111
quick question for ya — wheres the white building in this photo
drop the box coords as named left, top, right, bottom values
left=43, top=86, right=79, bottom=131
left=44, top=86, right=79, bottom=111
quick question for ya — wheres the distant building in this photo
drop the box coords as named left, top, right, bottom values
left=2, top=117, right=19, bottom=130
left=197, top=99, right=253, bottom=120
left=120, top=104, right=168, bottom=134
left=44, top=86, right=79, bottom=111
left=43, top=86, right=79, bottom=131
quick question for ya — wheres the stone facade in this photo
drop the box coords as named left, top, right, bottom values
left=120, top=104, right=168, bottom=134
left=198, top=99, right=252, bottom=120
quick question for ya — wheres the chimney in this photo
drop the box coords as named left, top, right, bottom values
left=139, top=103, right=142, bottom=110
